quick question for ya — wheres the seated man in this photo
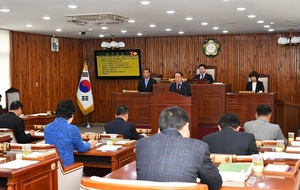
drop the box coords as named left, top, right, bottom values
left=194, top=64, right=214, bottom=83
left=203, top=113, right=258, bottom=155
left=105, top=105, right=146, bottom=140
left=0, top=100, right=34, bottom=143
left=136, top=106, right=222, bottom=190
left=137, top=68, right=157, bottom=92
left=169, top=71, right=192, bottom=96
left=244, top=104, right=286, bottom=142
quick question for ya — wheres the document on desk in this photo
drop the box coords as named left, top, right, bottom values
left=0, top=160, right=39, bottom=169
left=263, top=152, right=300, bottom=160
left=218, top=163, right=252, bottom=182
left=96, top=145, right=122, bottom=151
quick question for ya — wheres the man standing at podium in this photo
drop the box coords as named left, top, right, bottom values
left=138, top=68, right=157, bottom=92
left=194, top=64, right=214, bottom=83
left=169, top=71, right=192, bottom=96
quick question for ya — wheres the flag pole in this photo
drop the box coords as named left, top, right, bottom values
left=86, top=114, right=91, bottom=128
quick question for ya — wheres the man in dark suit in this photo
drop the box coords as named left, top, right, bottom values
left=203, top=113, right=258, bottom=155
left=136, top=106, right=222, bottom=190
left=246, top=71, right=265, bottom=93
left=105, top=105, right=146, bottom=140
left=169, top=71, right=192, bottom=96
left=194, top=64, right=214, bottom=83
left=0, top=100, right=34, bottom=143
left=138, top=68, right=157, bottom=92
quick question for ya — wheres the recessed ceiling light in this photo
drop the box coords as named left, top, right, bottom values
left=213, top=27, right=219, bottom=30
left=201, top=22, right=208, bottom=26
left=42, top=16, right=51, bottom=20
left=128, top=19, right=135, bottom=23
left=137, top=33, right=143, bottom=36
left=166, top=10, right=175, bottom=14
left=56, top=29, right=62, bottom=32
left=222, top=30, right=229, bottom=33
left=68, top=5, right=78, bottom=9
left=178, top=31, right=184, bottom=34
left=236, top=7, right=246, bottom=11
left=88, top=28, right=93, bottom=31
left=149, top=24, right=156, bottom=28
left=140, top=1, right=151, bottom=5
left=99, top=34, right=104, bottom=38
left=121, top=30, right=127, bottom=33
left=185, top=17, right=193, bottom=21
left=248, top=15, right=256, bottom=18
left=26, top=24, right=33, bottom=27
left=268, top=29, right=274, bottom=32
left=257, top=20, right=264, bottom=24
left=0, top=9, right=10, bottom=13
left=270, top=22, right=275, bottom=25
left=101, top=26, right=108, bottom=30
left=264, top=25, right=270, bottom=28
left=165, top=28, right=172, bottom=31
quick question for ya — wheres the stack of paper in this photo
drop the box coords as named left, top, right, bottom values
left=218, top=163, right=252, bottom=187
left=96, top=145, right=122, bottom=151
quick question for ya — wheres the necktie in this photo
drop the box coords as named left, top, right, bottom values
left=200, top=74, right=203, bottom=79
left=145, top=79, right=148, bottom=87
left=177, top=84, right=180, bottom=92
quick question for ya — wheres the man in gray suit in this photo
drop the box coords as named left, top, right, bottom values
left=135, top=106, right=222, bottom=190
left=244, top=104, right=286, bottom=142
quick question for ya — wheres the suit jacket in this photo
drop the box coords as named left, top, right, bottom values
left=0, top=105, right=2, bottom=115
left=202, top=127, right=258, bottom=155
left=244, top=118, right=287, bottom=142
left=138, top=78, right=157, bottom=92
left=169, top=82, right=192, bottom=96
left=0, top=112, right=32, bottom=143
left=194, top=73, right=214, bottom=83
left=136, top=128, right=222, bottom=190
left=246, top=81, right=265, bottom=92
left=104, top=117, right=143, bottom=140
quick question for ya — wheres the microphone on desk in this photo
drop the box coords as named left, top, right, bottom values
left=180, top=85, right=187, bottom=96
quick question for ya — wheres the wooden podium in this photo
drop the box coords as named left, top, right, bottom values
left=150, top=92, right=199, bottom=138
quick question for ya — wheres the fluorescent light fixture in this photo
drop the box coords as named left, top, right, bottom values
left=185, top=17, right=193, bottom=21
left=128, top=19, right=135, bottom=23
left=166, top=10, right=175, bottom=14
left=140, top=1, right=151, bottom=5
left=201, top=22, right=208, bottom=26
left=222, top=30, right=229, bottom=33
left=268, top=29, right=274, bottom=32
left=121, top=30, right=127, bottom=33
left=264, top=25, right=270, bottom=28
left=0, top=9, right=10, bottom=12
left=213, top=27, right=219, bottom=30
left=137, top=33, right=143, bottom=36
left=165, top=28, right=172, bottom=31
left=26, top=24, right=33, bottom=27
left=236, top=7, right=246, bottom=11
left=178, top=31, right=184, bottom=34
left=99, top=34, right=104, bottom=38
left=68, top=5, right=78, bottom=9
left=248, top=15, right=256, bottom=18
left=149, top=24, right=156, bottom=28
left=56, top=29, right=62, bottom=32
left=257, top=20, right=264, bottom=24
left=42, top=16, right=51, bottom=20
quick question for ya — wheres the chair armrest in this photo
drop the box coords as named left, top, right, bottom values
left=60, top=162, right=83, bottom=174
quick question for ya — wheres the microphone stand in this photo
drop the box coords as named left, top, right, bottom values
left=85, top=114, right=92, bottom=128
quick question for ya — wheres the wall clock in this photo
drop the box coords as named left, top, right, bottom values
left=202, top=38, right=221, bottom=58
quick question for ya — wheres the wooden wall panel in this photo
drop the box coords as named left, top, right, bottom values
left=10, top=31, right=300, bottom=124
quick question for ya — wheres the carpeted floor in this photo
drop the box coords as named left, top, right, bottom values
left=76, top=122, right=105, bottom=134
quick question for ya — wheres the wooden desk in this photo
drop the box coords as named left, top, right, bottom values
left=23, top=115, right=55, bottom=130
left=104, top=161, right=300, bottom=190
left=74, top=145, right=135, bottom=177
left=0, top=147, right=59, bottom=190
left=0, top=135, right=11, bottom=143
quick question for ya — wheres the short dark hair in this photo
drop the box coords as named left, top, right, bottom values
left=143, top=68, right=151, bottom=73
left=159, top=106, right=190, bottom=132
left=116, top=105, right=129, bottom=116
left=0, top=94, right=2, bottom=98
left=249, top=71, right=259, bottom=79
left=175, top=71, right=183, bottom=77
left=55, top=100, right=76, bottom=119
left=219, top=113, right=240, bottom=129
left=198, top=64, right=207, bottom=69
left=256, top=104, right=272, bottom=116
left=10, top=100, right=23, bottom=110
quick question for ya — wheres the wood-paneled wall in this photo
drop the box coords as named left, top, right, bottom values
left=10, top=31, right=300, bottom=124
